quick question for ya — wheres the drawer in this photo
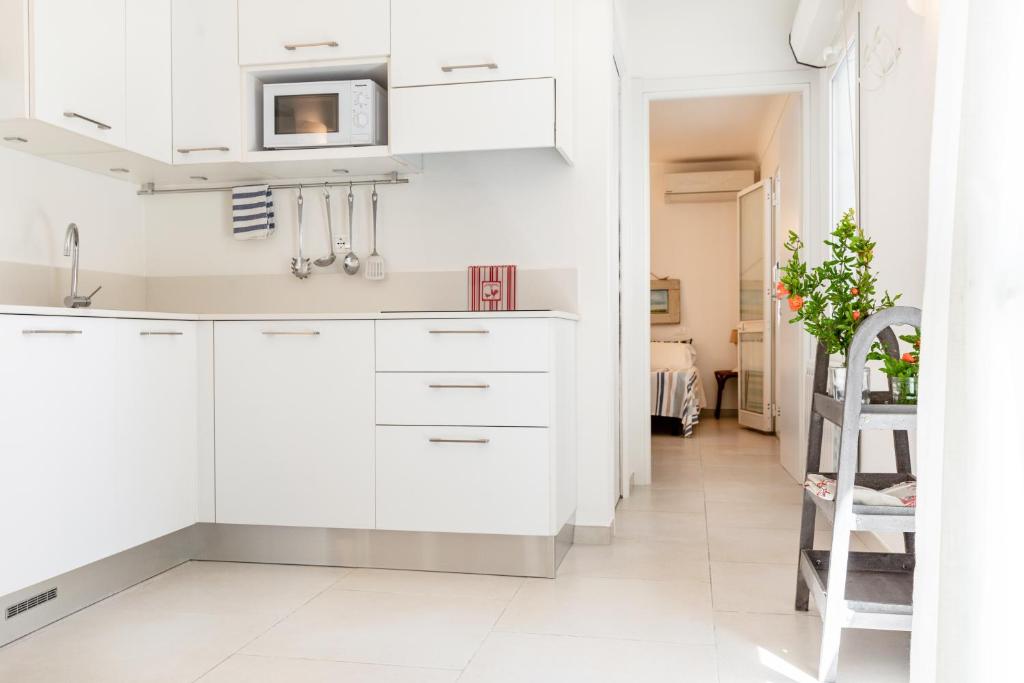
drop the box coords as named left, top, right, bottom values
left=238, top=0, right=389, bottom=65
left=375, top=319, right=550, bottom=372
left=376, top=373, right=549, bottom=427
left=375, top=426, right=550, bottom=536
left=389, top=79, right=555, bottom=155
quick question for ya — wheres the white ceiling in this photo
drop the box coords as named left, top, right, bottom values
left=649, top=94, right=789, bottom=164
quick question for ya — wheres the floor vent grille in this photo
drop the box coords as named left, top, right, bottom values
left=6, top=588, right=57, bottom=620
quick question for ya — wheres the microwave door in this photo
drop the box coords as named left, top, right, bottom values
left=264, top=84, right=351, bottom=148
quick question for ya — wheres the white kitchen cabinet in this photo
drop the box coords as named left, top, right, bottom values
left=376, top=373, right=550, bottom=427
left=113, top=320, right=198, bottom=550
left=125, top=0, right=172, bottom=162
left=238, top=0, right=389, bottom=66
left=171, top=0, right=241, bottom=163
left=0, top=316, right=119, bottom=597
left=376, top=426, right=551, bottom=536
left=214, top=321, right=375, bottom=529
left=390, top=0, right=556, bottom=87
left=376, top=318, right=551, bottom=372
left=30, top=0, right=126, bottom=146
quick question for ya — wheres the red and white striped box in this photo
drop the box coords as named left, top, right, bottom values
left=468, top=265, right=517, bottom=311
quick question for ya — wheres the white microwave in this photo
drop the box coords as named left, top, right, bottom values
left=262, top=79, right=386, bottom=149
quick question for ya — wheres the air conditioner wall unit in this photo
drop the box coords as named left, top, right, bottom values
left=663, top=170, right=755, bottom=204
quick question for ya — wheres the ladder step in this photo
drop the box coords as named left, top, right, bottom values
left=804, top=473, right=916, bottom=532
left=812, top=392, right=917, bottom=430
left=799, top=550, right=914, bottom=630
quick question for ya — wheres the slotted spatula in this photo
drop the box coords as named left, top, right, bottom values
left=364, top=184, right=385, bottom=280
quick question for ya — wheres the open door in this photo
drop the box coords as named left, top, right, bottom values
left=737, top=179, right=774, bottom=432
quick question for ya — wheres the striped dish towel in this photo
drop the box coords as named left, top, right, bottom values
left=231, top=185, right=275, bottom=239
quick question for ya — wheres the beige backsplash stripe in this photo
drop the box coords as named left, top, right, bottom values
left=0, top=261, right=147, bottom=310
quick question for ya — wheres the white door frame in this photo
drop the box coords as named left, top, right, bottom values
left=620, top=70, right=824, bottom=491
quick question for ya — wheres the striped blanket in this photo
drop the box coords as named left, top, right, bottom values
left=651, top=367, right=703, bottom=437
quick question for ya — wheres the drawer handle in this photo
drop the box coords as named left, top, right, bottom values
left=428, top=329, right=490, bottom=335
left=63, top=111, right=111, bottom=131
left=22, top=329, right=82, bottom=335
left=429, top=438, right=490, bottom=444
left=428, top=384, right=490, bottom=389
left=140, top=331, right=183, bottom=336
left=262, top=331, right=320, bottom=336
left=284, top=40, right=339, bottom=51
left=176, top=146, right=230, bottom=154
left=441, top=63, right=498, bottom=73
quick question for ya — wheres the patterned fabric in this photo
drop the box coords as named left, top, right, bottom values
left=651, top=367, right=703, bottom=437
left=803, top=474, right=917, bottom=507
left=231, top=185, right=275, bottom=240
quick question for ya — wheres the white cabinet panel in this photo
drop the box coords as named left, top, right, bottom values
left=31, top=0, right=126, bottom=145
left=171, top=0, right=240, bottom=163
left=376, top=373, right=550, bottom=427
left=214, top=321, right=375, bottom=528
left=238, top=0, right=389, bottom=65
left=0, top=316, right=119, bottom=596
left=125, top=0, right=172, bottom=162
left=390, top=0, right=555, bottom=87
left=390, top=79, right=555, bottom=155
left=113, top=320, right=198, bottom=550
left=376, top=426, right=550, bottom=536
left=376, top=318, right=551, bottom=372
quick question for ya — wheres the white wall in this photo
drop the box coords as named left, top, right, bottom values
left=649, top=181, right=738, bottom=410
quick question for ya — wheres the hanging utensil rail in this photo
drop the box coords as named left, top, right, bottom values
left=136, top=174, right=408, bottom=196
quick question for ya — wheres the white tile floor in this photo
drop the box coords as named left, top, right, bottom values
left=0, top=419, right=910, bottom=682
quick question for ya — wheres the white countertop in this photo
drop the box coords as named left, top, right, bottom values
left=0, top=305, right=579, bottom=322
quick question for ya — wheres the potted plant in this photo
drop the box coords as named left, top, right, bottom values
left=777, top=209, right=900, bottom=400
left=868, top=330, right=920, bottom=404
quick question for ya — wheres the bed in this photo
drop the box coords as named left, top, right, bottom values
left=650, top=340, right=707, bottom=437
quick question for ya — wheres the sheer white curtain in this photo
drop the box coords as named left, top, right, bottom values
left=912, top=1, right=1024, bottom=680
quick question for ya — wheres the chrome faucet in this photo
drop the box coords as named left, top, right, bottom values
left=63, top=223, right=101, bottom=308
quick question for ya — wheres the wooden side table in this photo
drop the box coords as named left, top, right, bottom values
left=713, top=370, right=738, bottom=419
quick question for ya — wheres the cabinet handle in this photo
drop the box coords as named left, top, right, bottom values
left=429, top=438, right=490, bottom=444
left=176, top=146, right=230, bottom=154
left=63, top=111, right=111, bottom=130
left=428, top=384, right=490, bottom=389
left=283, top=40, right=339, bottom=51
left=140, top=331, right=183, bottom=336
left=22, top=329, right=82, bottom=335
left=262, top=330, right=320, bottom=336
left=441, top=63, right=498, bottom=73
left=428, top=329, right=490, bottom=335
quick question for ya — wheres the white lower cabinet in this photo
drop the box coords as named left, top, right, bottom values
left=213, top=320, right=375, bottom=528
left=376, top=426, right=550, bottom=536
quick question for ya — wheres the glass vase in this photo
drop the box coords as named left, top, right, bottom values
left=828, top=365, right=871, bottom=404
left=891, top=376, right=919, bottom=405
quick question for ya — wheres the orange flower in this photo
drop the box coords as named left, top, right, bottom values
left=850, top=287, right=859, bottom=296
left=788, top=295, right=804, bottom=311
left=901, top=353, right=916, bottom=363
left=776, top=282, right=789, bottom=297
left=852, top=310, right=861, bottom=321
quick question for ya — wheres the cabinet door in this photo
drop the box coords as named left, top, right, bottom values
left=114, top=320, right=198, bottom=550
left=390, top=0, right=555, bottom=87
left=171, top=0, right=240, bottom=163
left=214, top=321, right=375, bottom=528
left=31, top=0, right=126, bottom=145
left=238, top=0, right=389, bottom=66
left=389, top=79, right=555, bottom=155
left=125, top=0, right=172, bottom=162
left=0, top=316, right=118, bottom=596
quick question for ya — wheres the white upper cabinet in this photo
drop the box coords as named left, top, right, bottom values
left=125, top=0, right=172, bottom=162
left=390, top=0, right=556, bottom=87
left=31, top=0, right=127, bottom=146
left=171, top=0, right=241, bottom=163
left=238, top=0, right=389, bottom=66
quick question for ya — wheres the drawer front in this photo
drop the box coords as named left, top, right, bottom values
left=238, top=0, right=389, bottom=65
left=376, top=319, right=550, bottom=372
left=389, top=79, right=555, bottom=155
left=376, top=372, right=549, bottom=427
left=376, top=426, right=550, bottom=536
left=390, top=0, right=555, bottom=87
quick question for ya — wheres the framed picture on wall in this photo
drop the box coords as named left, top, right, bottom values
left=650, top=278, right=680, bottom=324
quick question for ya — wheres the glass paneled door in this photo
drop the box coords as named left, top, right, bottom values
left=737, top=179, right=774, bottom=432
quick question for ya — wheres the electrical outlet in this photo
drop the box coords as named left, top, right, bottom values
left=335, top=236, right=349, bottom=252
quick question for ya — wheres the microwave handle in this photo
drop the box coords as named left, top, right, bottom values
left=284, top=40, right=339, bottom=51
left=176, top=146, right=230, bottom=154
